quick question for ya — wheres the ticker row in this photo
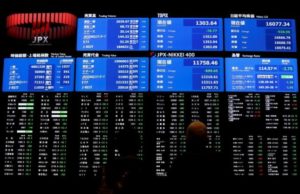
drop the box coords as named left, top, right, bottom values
left=6, top=14, right=297, bottom=52
left=2, top=57, right=298, bottom=92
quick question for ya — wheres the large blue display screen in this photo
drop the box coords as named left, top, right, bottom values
left=2, top=58, right=74, bottom=92
left=225, top=18, right=297, bottom=52
left=226, top=58, right=298, bottom=92
left=151, top=18, right=223, bottom=51
left=151, top=57, right=224, bottom=92
left=77, top=18, right=149, bottom=51
left=76, top=58, right=149, bottom=92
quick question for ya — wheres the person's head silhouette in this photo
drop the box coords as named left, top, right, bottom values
left=116, top=129, right=140, bottom=157
left=186, top=121, right=208, bottom=152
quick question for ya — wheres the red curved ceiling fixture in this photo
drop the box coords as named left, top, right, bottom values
left=6, top=12, right=77, bottom=40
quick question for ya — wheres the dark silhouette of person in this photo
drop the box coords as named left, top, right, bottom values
left=98, top=129, right=148, bottom=194
left=168, top=121, right=225, bottom=193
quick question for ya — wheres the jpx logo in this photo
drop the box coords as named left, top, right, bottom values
left=32, top=36, right=49, bottom=44
left=31, top=22, right=50, bottom=44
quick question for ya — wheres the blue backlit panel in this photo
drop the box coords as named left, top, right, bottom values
left=151, top=18, right=223, bottom=51
left=225, top=18, right=297, bottom=52
left=151, top=57, right=224, bottom=92
left=2, top=58, right=75, bottom=92
left=76, top=58, right=149, bottom=92
left=77, top=18, right=149, bottom=51
left=226, top=58, right=298, bottom=92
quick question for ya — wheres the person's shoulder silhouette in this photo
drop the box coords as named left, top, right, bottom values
left=168, top=121, right=225, bottom=192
